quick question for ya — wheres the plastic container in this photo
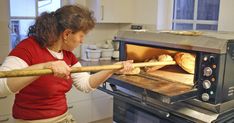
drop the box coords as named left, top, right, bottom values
left=101, top=48, right=114, bottom=58
left=86, top=49, right=101, bottom=59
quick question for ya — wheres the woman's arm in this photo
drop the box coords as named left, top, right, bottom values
left=89, top=60, right=133, bottom=89
left=6, top=63, right=51, bottom=93
left=71, top=70, right=113, bottom=93
left=89, top=70, right=115, bottom=89
left=72, top=60, right=133, bottom=93
left=0, top=56, right=71, bottom=96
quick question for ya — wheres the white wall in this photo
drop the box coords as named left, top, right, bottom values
left=133, top=0, right=157, bottom=27
left=0, top=0, right=10, bottom=63
left=156, top=0, right=173, bottom=30
left=218, top=0, right=234, bottom=31
left=131, top=0, right=173, bottom=30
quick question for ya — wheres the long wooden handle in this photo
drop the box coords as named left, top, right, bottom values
left=0, top=61, right=176, bottom=78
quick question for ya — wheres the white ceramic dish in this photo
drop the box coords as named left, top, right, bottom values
left=112, top=51, right=119, bottom=59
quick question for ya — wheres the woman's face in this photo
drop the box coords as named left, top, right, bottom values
left=62, top=30, right=85, bottom=51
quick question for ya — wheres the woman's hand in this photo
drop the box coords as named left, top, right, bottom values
left=88, top=60, right=134, bottom=89
left=114, top=60, right=134, bottom=74
left=44, top=61, right=71, bottom=79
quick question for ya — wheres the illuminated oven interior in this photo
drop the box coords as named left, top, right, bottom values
left=126, top=44, right=196, bottom=86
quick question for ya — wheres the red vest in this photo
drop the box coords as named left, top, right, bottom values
left=9, top=36, right=78, bottom=120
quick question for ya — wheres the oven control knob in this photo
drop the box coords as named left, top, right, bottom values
left=203, top=56, right=208, bottom=62
left=209, top=56, right=215, bottom=63
left=203, top=67, right=212, bottom=77
left=203, top=80, right=211, bottom=89
left=201, top=93, right=210, bottom=101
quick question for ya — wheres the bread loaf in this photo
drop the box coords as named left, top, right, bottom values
left=174, top=52, right=195, bottom=74
left=145, top=54, right=173, bottom=73
left=158, top=54, right=174, bottom=61
left=115, top=67, right=141, bottom=75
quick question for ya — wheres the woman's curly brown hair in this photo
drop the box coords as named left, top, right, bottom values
left=28, top=5, right=95, bottom=47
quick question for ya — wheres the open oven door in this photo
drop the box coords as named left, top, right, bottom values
left=100, top=69, right=198, bottom=104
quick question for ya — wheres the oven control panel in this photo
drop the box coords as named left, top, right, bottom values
left=198, top=53, right=220, bottom=103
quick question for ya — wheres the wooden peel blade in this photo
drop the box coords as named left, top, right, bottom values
left=0, top=61, right=176, bottom=78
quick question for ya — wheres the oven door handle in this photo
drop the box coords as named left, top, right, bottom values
left=98, top=85, right=170, bottom=118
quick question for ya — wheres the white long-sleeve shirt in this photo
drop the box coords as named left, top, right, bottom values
left=0, top=49, right=95, bottom=97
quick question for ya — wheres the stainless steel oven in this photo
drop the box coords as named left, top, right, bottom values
left=99, top=30, right=234, bottom=123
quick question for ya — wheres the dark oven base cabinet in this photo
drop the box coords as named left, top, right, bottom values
left=111, top=91, right=234, bottom=123
left=113, top=96, right=192, bottom=123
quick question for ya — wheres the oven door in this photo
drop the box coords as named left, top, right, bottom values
left=108, top=41, right=198, bottom=104
left=106, top=74, right=197, bottom=104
